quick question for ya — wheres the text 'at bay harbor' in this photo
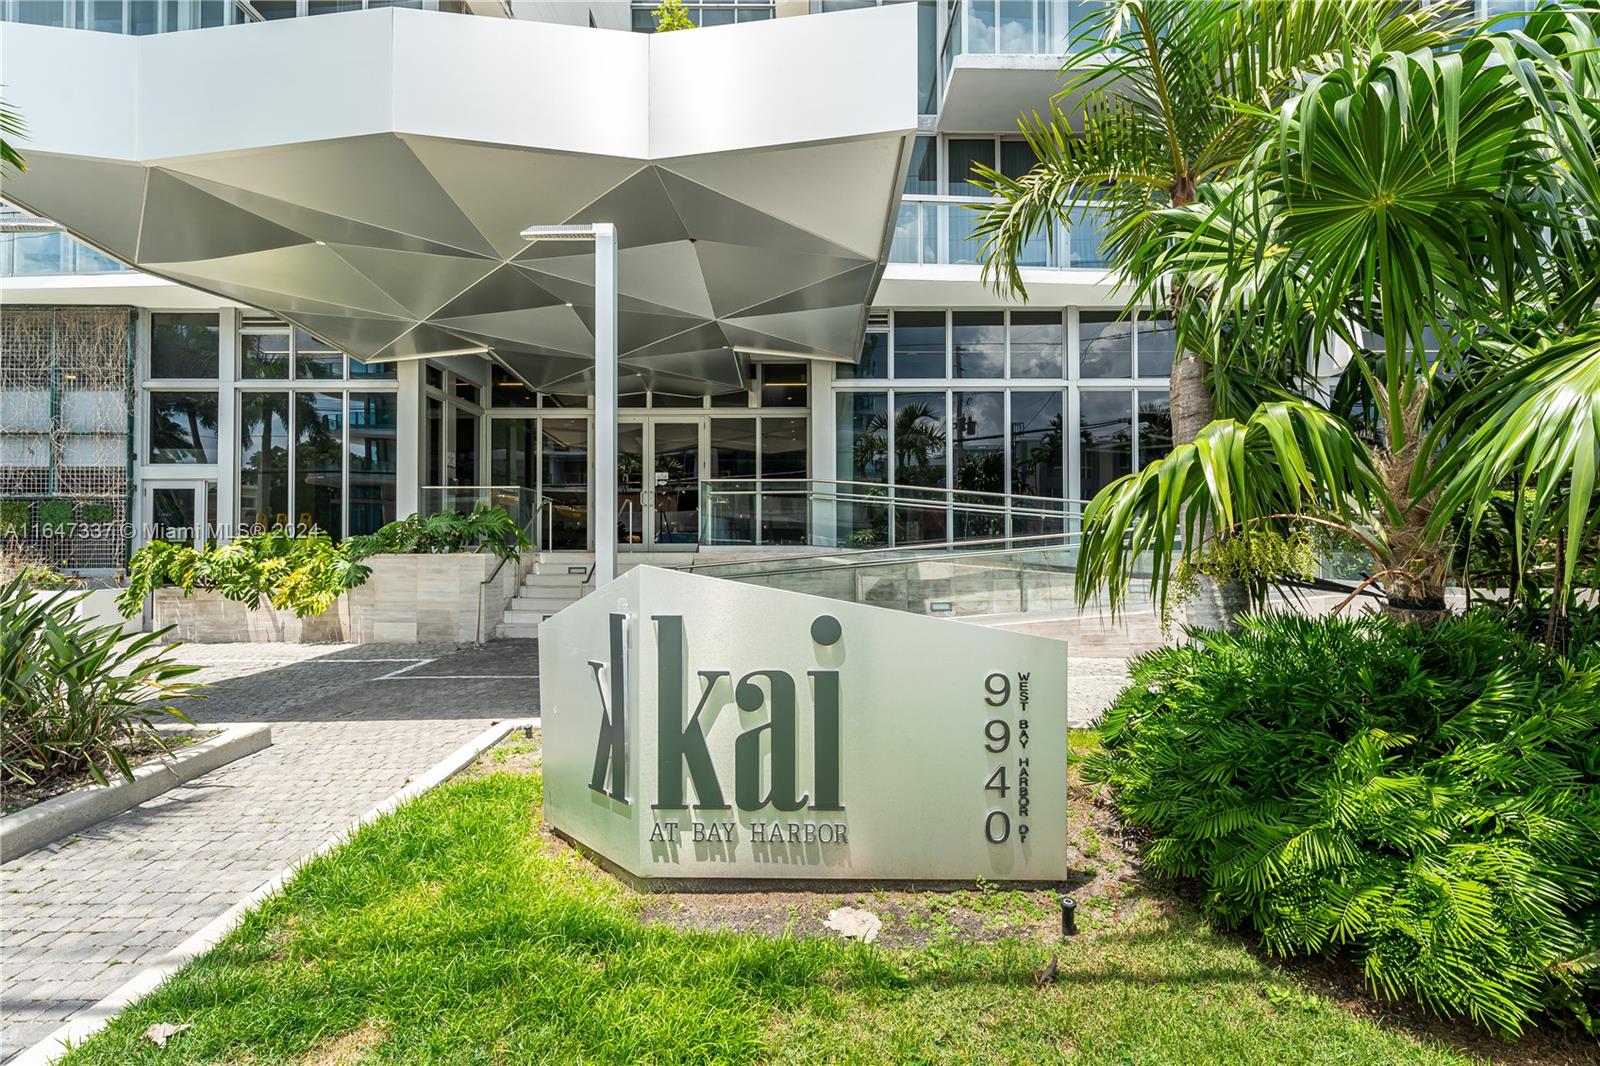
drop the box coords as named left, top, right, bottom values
left=540, top=566, right=1067, bottom=883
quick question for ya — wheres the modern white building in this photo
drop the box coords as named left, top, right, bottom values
left=0, top=0, right=1207, bottom=604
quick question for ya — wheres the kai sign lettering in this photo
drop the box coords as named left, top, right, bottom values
left=540, top=567, right=1067, bottom=882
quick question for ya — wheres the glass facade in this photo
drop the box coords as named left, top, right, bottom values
left=148, top=392, right=219, bottom=464
left=833, top=309, right=1174, bottom=544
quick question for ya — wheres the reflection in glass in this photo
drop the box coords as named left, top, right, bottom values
left=541, top=418, right=588, bottom=551
left=295, top=391, right=343, bottom=538
left=1010, top=311, right=1064, bottom=378
left=149, top=392, right=218, bottom=464
left=905, top=135, right=937, bottom=195
left=840, top=331, right=887, bottom=380
left=893, top=311, right=945, bottom=378
left=490, top=418, right=537, bottom=490
left=760, top=415, right=807, bottom=545
left=1011, top=391, right=1065, bottom=536
left=239, top=392, right=289, bottom=529
left=652, top=422, right=699, bottom=545
left=1138, top=389, right=1172, bottom=469
left=294, top=329, right=344, bottom=379
left=1079, top=312, right=1132, bottom=378
left=953, top=391, right=1004, bottom=539
left=1080, top=390, right=1132, bottom=500
left=618, top=422, right=644, bottom=545
left=707, top=418, right=756, bottom=544
left=241, top=332, right=290, bottom=379
left=1137, top=313, right=1177, bottom=378
left=426, top=398, right=443, bottom=485
left=452, top=412, right=477, bottom=486
left=348, top=393, right=397, bottom=536
left=150, top=314, right=219, bottom=378
left=150, top=488, right=197, bottom=544
left=836, top=392, right=887, bottom=546
left=952, top=312, right=1005, bottom=378
left=894, top=391, right=947, bottom=544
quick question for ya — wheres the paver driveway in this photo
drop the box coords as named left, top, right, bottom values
left=0, top=640, right=538, bottom=1061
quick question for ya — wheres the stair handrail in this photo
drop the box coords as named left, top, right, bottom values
left=476, top=496, right=555, bottom=643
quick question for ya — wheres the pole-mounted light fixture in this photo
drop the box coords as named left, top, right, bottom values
left=521, top=222, right=618, bottom=587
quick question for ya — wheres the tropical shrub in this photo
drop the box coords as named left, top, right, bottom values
left=344, top=503, right=529, bottom=563
left=117, top=505, right=528, bottom=618
left=652, top=0, right=693, bottom=32
left=118, top=531, right=371, bottom=619
left=1089, top=612, right=1600, bottom=1035
left=2, top=575, right=199, bottom=788
left=0, top=548, right=69, bottom=591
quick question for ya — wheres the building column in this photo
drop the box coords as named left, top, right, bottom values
left=810, top=358, right=837, bottom=548
left=215, top=307, right=239, bottom=541
left=396, top=360, right=422, bottom=517
left=593, top=223, right=618, bottom=585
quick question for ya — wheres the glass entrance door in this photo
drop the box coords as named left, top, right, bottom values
left=651, top=420, right=701, bottom=548
left=618, top=422, right=645, bottom=546
left=144, top=480, right=216, bottom=546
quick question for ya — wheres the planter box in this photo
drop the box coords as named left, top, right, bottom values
left=151, top=552, right=518, bottom=644
left=26, top=587, right=141, bottom=636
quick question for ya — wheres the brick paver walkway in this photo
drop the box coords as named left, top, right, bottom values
left=0, top=640, right=538, bottom=1061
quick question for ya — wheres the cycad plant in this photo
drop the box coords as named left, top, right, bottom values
left=1073, top=8, right=1600, bottom=623
left=1091, top=611, right=1600, bottom=1034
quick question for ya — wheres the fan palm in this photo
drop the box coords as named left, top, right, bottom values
left=972, top=0, right=1461, bottom=445
left=1077, top=9, right=1600, bottom=619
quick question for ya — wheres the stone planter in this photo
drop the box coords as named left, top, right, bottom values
left=26, top=587, right=141, bottom=635
left=151, top=552, right=519, bottom=644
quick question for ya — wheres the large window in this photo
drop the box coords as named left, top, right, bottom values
left=348, top=393, right=397, bottom=536
left=150, top=313, right=219, bottom=378
left=148, top=392, right=218, bottom=464
left=239, top=392, right=290, bottom=530
left=832, top=309, right=1174, bottom=544
left=952, top=312, right=1005, bottom=378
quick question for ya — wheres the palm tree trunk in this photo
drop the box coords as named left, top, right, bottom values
left=1375, top=394, right=1448, bottom=625
left=1169, top=343, right=1248, bottom=633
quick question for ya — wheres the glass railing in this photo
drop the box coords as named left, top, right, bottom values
left=0, top=229, right=134, bottom=277
left=0, top=0, right=471, bottom=34
left=419, top=485, right=536, bottom=537
left=691, top=535, right=1159, bottom=620
left=699, top=476, right=1088, bottom=550
left=940, top=0, right=1106, bottom=86
left=889, top=196, right=1111, bottom=270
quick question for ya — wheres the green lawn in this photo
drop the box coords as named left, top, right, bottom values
left=62, top=767, right=1478, bottom=1065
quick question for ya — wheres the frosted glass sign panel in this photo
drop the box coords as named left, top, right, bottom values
left=540, top=567, right=1068, bottom=883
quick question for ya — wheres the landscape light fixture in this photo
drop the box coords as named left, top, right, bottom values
left=520, top=222, right=618, bottom=585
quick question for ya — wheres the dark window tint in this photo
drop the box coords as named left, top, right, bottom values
left=149, top=391, right=218, bottom=463
left=150, top=314, right=219, bottom=378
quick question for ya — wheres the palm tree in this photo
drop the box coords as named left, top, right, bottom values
left=972, top=0, right=1458, bottom=444
left=972, top=0, right=1461, bottom=625
left=1074, top=9, right=1600, bottom=629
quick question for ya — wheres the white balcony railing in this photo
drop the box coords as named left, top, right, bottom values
left=888, top=196, right=1111, bottom=270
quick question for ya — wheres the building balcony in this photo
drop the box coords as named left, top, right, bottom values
left=888, top=195, right=1110, bottom=271
left=0, top=218, right=134, bottom=277
left=937, top=0, right=1103, bottom=132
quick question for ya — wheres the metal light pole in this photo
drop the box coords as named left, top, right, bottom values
left=520, top=222, right=618, bottom=586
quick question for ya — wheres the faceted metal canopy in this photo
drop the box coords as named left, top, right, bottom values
left=0, top=6, right=918, bottom=394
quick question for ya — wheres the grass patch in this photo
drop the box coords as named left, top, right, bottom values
left=56, top=756, right=1487, bottom=1066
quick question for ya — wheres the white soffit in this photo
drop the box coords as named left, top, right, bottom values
left=0, top=5, right=917, bottom=392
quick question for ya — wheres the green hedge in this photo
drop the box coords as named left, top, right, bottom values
left=37, top=500, right=74, bottom=534
left=1090, top=612, right=1600, bottom=1036
left=0, top=500, right=28, bottom=536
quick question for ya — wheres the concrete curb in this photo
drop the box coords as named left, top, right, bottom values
left=11, top=716, right=540, bottom=1066
left=0, top=725, right=274, bottom=863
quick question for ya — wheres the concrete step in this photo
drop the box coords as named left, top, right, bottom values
left=502, top=606, right=559, bottom=626
left=523, top=572, right=586, bottom=589
left=510, top=593, right=579, bottom=611
left=496, top=622, right=543, bottom=640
